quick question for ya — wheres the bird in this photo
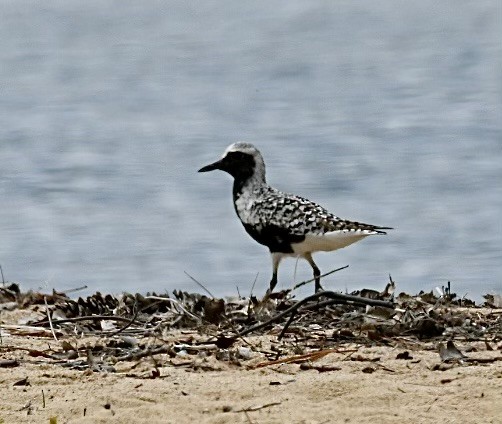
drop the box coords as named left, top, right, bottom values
left=198, top=142, right=392, bottom=294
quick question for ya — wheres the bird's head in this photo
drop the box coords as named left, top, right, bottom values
left=198, top=142, right=266, bottom=183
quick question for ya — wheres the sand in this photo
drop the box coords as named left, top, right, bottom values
left=2, top=308, right=502, bottom=424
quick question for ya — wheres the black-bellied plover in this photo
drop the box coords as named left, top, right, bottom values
left=199, top=142, right=391, bottom=294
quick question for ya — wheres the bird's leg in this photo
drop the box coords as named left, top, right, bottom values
left=269, top=273, right=278, bottom=293
left=267, top=252, right=283, bottom=294
left=313, top=266, right=322, bottom=293
left=304, top=253, right=323, bottom=293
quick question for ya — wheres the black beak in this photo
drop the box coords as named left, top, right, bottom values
left=198, top=159, right=223, bottom=173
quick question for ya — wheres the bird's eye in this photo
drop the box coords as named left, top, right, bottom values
left=230, top=152, right=245, bottom=160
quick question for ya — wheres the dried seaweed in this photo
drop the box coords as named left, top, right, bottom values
left=2, top=278, right=502, bottom=375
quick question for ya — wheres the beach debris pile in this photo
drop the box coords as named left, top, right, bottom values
left=1, top=277, right=502, bottom=374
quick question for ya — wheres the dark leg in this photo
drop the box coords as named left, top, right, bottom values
left=269, top=272, right=278, bottom=293
left=267, top=253, right=282, bottom=294
left=313, top=265, right=322, bottom=293
left=304, top=253, right=323, bottom=293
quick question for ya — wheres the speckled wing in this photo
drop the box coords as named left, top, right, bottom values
left=254, top=188, right=390, bottom=237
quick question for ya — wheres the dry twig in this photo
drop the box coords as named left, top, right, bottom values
left=238, top=290, right=394, bottom=339
left=44, top=296, right=58, bottom=342
left=292, top=265, right=349, bottom=290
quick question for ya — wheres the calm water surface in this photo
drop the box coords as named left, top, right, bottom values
left=1, top=1, right=501, bottom=299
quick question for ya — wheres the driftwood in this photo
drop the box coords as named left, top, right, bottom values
left=237, top=290, right=394, bottom=339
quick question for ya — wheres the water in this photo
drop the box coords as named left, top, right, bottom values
left=1, top=1, right=501, bottom=300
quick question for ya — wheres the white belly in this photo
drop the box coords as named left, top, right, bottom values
left=291, top=231, right=369, bottom=255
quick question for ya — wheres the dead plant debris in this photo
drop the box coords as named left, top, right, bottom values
left=2, top=279, right=502, bottom=376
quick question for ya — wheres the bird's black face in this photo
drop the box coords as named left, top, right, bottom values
left=198, top=151, right=256, bottom=181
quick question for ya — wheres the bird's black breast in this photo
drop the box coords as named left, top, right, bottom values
left=242, top=223, right=305, bottom=254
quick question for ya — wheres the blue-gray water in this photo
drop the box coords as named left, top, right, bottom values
left=1, top=1, right=501, bottom=299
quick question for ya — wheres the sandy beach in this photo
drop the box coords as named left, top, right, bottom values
left=2, top=302, right=502, bottom=424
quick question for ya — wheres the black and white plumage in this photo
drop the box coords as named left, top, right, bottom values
left=199, top=142, right=392, bottom=293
